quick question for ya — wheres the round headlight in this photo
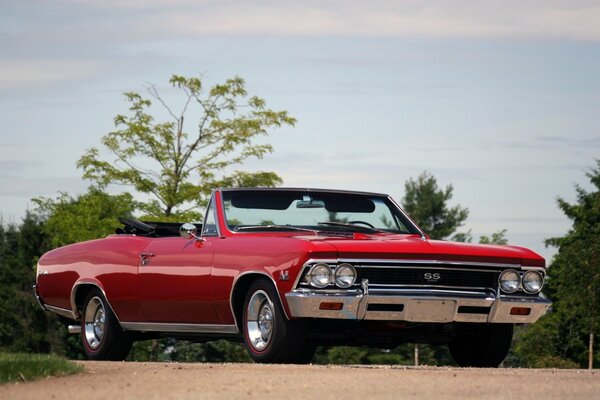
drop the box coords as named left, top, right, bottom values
left=499, top=269, right=521, bottom=293
left=308, top=263, right=332, bottom=288
left=522, top=271, right=544, bottom=293
left=334, top=263, right=356, bottom=288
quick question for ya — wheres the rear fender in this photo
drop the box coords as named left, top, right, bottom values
left=70, top=279, right=120, bottom=323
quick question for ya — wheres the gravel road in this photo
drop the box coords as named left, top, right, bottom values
left=2, top=362, right=600, bottom=400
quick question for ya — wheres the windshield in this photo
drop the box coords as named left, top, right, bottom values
left=221, top=190, right=419, bottom=234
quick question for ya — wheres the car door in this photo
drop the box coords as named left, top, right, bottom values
left=137, top=236, right=219, bottom=324
left=137, top=199, right=222, bottom=324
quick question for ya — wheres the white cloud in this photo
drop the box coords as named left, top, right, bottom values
left=0, top=60, right=100, bottom=90
left=40, top=0, right=600, bottom=41
left=6, top=1, right=600, bottom=41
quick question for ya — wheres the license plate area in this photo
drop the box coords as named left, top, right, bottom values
left=404, top=299, right=456, bottom=322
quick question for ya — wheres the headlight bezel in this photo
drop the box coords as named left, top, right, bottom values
left=522, top=270, right=544, bottom=294
left=307, top=263, right=333, bottom=288
left=498, top=269, right=521, bottom=294
left=334, top=263, right=357, bottom=288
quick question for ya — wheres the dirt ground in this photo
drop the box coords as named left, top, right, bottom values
left=2, top=361, right=600, bottom=400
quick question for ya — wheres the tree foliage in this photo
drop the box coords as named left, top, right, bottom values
left=0, top=213, right=81, bottom=357
left=32, top=187, right=136, bottom=248
left=77, top=75, right=294, bottom=220
left=401, top=171, right=469, bottom=240
left=452, top=229, right=509, bottom=245
left=516, top=160, right=600, bottom=368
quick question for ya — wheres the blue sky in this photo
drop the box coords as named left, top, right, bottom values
left=1, top=1, right=600, bottom=261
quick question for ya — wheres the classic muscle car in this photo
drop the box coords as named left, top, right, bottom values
left=33, top=188, right=551, bottom=366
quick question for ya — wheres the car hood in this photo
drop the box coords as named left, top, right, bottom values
left=299, top=234, right=544, bottom=267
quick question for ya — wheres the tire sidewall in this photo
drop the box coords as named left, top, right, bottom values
left=81, top=289, right=116, bottom=360
left=242, top=279, right=288, bottom=362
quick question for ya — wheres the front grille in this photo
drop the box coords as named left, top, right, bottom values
left=296, top=260, right=512, bottom=292
left=356, top=266, right=499, bottom=290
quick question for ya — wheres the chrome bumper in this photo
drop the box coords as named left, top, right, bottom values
left=32, top=284, right=47, bottom=311
left=285, top=285, right=552, bottom=324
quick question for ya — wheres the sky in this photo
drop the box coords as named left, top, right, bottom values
left=1, top=0, right=600, bottom=261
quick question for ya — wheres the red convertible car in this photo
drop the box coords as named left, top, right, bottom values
left=34, top=188, right=551, bottom=366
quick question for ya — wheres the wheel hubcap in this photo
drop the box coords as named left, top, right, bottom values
left=84, top=296, right=106, bottom=350
left=246, top=290, right=274, bottom=351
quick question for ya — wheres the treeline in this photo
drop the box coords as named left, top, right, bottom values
left=0, top=213, right=83, bottom=359
left=1, top=162, right=599, bottom=367
left=1, top=73, right=598, bottom=367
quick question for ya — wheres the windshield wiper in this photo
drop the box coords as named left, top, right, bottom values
left=317, top=221, right=390, bottom=234
left=234, top=225, right=319, bottom=233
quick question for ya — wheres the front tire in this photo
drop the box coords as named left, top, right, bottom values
left=81, top=288, right=132, bottom=360
left=242, top=278, right=309, bottom=363
left=448, top=323, right=513, bottom=367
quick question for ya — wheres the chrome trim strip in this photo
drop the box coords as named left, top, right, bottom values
left=340, top=258, right=523, bottom=269
left=368, top=288, right=494, bottom=297
left=368, top=284, right=492, bottom=291
left=70, top=282, right=121, bottom=323
left=201, top=192, right=222, bottom=238
left=32, top=284, right=46, bottom=311
left=218, top=187, right=390, bottom=197
left=521, top=266, right=546, bottom=272
left=120, top=322, right=238, bottom=334
left=45, top=304, right=78, bottom=320
left=354, top=265, right=503, bottom=273
left=229, top=270, right=289, bottom=330
left=387, top=195, right=426, bottom=239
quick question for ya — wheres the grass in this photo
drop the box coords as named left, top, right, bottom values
left=0, top=352, right=83, bottom=384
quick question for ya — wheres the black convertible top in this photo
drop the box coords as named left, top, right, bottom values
left=117, top=218, right=202, bottom=238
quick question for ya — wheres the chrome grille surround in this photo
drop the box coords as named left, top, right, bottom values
left=287, top=258, right=551, bottom=324
left=294, top=258, right=541, bottom=294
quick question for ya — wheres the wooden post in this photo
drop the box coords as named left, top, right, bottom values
left=589, top=333, right=594, bottom=370
left=414, top=343, right=419, bottom=366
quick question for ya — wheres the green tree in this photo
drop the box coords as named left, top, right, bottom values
left=515, top=160, right=600, bottom=368
left=453, top=229, right=509, bottom=245
left=77, top=74, right=294, bottom=221
left=401, top=171, right=469, bottom=240
left=0, top=213, right=76, bottom=357
left=33, top=187, right=136, bottom=248
left=478, top=229, right=508, bottom=245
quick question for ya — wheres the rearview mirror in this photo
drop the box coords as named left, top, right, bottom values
left=296, top=200, right=325, bottom=209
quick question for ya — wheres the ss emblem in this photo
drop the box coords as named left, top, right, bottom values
left=424, top=272, right=441, bottom=281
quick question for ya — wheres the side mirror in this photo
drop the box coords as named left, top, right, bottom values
left=179, top=223, right=203, bottom=241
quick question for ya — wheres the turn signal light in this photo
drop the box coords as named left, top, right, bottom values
left=319, top=302, right=344, bottom=310
left=510, top=307, right=531, bottom=316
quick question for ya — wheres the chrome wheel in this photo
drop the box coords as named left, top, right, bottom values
left=84, top=296, right=106, bottom=350
left=246, top=290, right=274, bottom=351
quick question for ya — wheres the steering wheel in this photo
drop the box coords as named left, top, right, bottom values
left=348, top=220, right=376, bottom=228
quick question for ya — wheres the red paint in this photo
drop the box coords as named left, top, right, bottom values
left=36, top=189, right=546, bottom=327
left=137, top=237, right=219, bottom=323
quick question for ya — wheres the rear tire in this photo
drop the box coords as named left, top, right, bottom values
left=242, top=278, right=311, bottom=363
left=448, top=323, right=513, bottom=367
left=81, top=288, right=132, bottom=360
